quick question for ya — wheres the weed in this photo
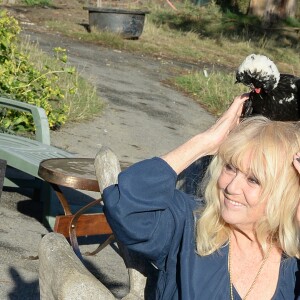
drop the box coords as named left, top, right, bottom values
left=20, top=37, right=104, bottom=123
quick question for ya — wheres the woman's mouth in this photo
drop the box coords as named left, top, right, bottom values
left=225, top=197, right=244, bottom=207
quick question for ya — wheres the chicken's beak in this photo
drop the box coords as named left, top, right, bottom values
left=249, top=83, right=261, bottom=94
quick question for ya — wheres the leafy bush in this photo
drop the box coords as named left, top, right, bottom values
left=0, top=10, right=73, bottom=132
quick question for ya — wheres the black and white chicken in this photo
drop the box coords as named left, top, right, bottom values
left=236, top=53, right=300, bottom=121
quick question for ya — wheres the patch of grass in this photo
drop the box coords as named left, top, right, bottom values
left=172, top=70, right=248, bottom=116
left=22, top=0, right=51, bottom=6
left=20, top=37, right=104, bottom=122
left=66, top=75, right=103, bottom=121
left=283, top=16, right=300, bottom=27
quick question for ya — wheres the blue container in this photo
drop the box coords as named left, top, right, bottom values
left=84, top=7, right=150, bottom=39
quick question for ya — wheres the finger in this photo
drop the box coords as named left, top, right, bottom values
left=232, top=93, right=250, bottom=107
left=210, top=93, right=250, bottom=136
left=221, top=93, right=250, bottom=120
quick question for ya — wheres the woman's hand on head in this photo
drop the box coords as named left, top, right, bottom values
left=204, top=93, right=250, bottom=155
left=292, top=152, right=300, bottom=225
left=160, top=93, right=249, bottom=174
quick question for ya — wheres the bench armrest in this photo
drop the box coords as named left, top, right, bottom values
left=0, top=96, right=51, bottom=145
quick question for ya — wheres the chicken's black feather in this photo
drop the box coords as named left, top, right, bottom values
left=249, top=74, right=300, bottom=121
left=236, top=54, right=300, bottom=121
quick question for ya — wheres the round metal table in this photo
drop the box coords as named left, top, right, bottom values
left=38, top=157, right=114, bottom=259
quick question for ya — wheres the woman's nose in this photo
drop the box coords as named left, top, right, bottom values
left=225, top=173, right=243, bottom=195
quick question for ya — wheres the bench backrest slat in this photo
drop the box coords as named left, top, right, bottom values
left=0, top=97, right=51, bottom=145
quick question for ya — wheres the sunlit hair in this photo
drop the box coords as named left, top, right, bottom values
left=195, top=116, right=300, bottom=258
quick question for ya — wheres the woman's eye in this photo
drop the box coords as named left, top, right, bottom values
left=247, top=176, right=260, bottom=185
left=224, top=164, right=236, bottom=173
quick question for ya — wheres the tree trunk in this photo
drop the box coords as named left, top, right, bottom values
left=248, top=0, right=297, bottom=21
left=279, top=0, right=296, bottom=18
left=248, top=0, right=267, bottom=16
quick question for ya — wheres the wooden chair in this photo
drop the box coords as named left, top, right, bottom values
left=39, top=146, right=156, bottom=299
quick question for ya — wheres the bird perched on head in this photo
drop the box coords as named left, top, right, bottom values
left=235, top=53, right=300, bottom=121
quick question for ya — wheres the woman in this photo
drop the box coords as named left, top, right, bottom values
left=103, top=93, right=300, bottom=299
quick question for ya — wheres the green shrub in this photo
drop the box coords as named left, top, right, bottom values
left=0, top=10, right=73, bottom=133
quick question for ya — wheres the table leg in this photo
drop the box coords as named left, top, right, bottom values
left=69, top=199, right=114, bottom=260
left=83, top=234, right=115, bottom=256
left=51, top=183, right=72, bottom=215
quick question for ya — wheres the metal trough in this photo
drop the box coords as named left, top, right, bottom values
left=84, top=7, right=150, bottom=39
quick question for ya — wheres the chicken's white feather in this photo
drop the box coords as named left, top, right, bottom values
left=238, top=54, right=280, bottom=89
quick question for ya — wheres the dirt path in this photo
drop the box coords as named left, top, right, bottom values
left=23, top=29, right=215, bottom=165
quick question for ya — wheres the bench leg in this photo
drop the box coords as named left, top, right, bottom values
left=41, top=182, right=63, bottom=230
left=1, top=166, right=64, bottom=230
left=0, top=159, right=7, bottom=200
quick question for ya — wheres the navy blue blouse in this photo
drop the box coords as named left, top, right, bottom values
left=103, top=157, right=300, bottom=299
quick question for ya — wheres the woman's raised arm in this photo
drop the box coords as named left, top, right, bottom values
left=161, top=93, right=249, bottom=174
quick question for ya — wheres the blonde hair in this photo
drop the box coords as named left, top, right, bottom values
left=195, top=116, right=300, bottom=258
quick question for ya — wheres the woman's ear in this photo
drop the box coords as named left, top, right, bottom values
left=292, top=153, right=300, bottom=226
left=296, top=199, right=300, bottom=226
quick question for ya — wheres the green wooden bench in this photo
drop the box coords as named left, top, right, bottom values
left=0, top=97, right=74, bottom=228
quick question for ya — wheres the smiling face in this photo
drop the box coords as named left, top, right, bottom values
left=195, top=116, right=300, bottom=257
left=217, top=152, right=266, bottom=232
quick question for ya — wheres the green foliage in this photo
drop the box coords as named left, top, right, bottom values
left=22, top=0, right=51, bottom=6
left=215, top=0, right=250, bottom=14
left=284, top=17, right=300, bottom=27
left=0, top=10, right=72, bottom=133
left=20, top=36, right=104, bottom=124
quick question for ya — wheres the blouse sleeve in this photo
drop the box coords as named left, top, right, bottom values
left=103, top=157, right=189, bottom=269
